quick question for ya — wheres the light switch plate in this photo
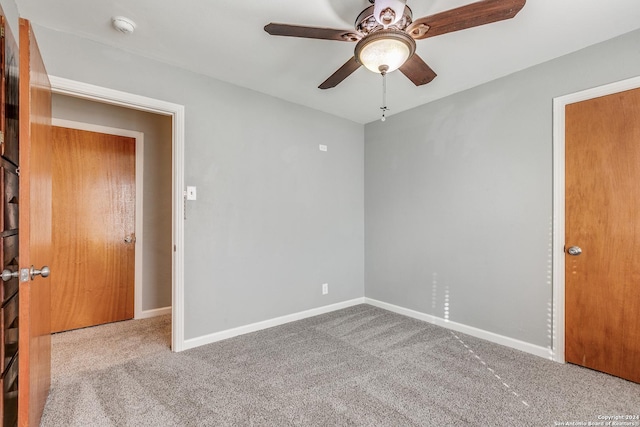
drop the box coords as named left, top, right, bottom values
left=186, top=186, right=197, bottom=200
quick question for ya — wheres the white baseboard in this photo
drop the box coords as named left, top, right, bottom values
left=180, top=297, right=552, bottom=360
left=183, top=298, right=366, bottom=351
left=365, top=298, right=553, bottom=360
left=137, top=306, right=172, bottom=319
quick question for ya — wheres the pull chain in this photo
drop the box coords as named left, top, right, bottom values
left=380, top=67, right=389, bottom=122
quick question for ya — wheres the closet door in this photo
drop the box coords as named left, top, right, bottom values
left=18, top=18, right=52, bottom=427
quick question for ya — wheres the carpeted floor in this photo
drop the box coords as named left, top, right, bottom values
left=41, top=305, right=640, bottom=426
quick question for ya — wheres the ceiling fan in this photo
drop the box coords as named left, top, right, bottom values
left=265, top=0, right=526, bottom=89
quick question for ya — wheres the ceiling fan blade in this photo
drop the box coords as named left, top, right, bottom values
left=407, top=0, right=526, bottom=40
left=264, top=23, right=361, bottom=42
left=319, top=57, right=362, bottom=90
left=399, top=54, right=437, bottom=86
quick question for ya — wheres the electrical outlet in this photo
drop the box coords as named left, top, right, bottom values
left=322, top=283, right=328, bottom=295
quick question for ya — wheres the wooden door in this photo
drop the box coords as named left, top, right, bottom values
left=51, top=126, right=135, bottom=333
left=565, top=87, right=640, bottom=383
left=0, top=11, right=20, bottom=427
left=18, top=18, right=52, bottom=427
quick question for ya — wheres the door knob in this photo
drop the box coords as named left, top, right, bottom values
left=124, top=235, right=136, bottom=244
left=567, top=246, right=582, bottom=256
left=30, top=265, right=50, bottom=280
left=0, top=269, right=18, bottom=282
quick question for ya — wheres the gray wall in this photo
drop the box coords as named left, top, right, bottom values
left=364, top=28, right=640, bottom=347
left=52, top=94, right=173, bottom=311
left=28, top=24, right=364, bottom=340
left=7, top=0, right=639, bottom=350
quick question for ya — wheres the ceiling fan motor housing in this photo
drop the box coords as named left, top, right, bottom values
left=374, top=0, right=408, bottom=26
left=356, top=5, right=413, bottom=36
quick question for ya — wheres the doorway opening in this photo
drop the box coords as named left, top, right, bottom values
left=49, top=76, right=186, bottom=351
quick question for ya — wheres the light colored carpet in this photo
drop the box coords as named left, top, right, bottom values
left=41, top=305, right=640, bottom=426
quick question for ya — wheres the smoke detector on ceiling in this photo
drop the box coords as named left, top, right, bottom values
left=112, top=16, right=136, bottom=34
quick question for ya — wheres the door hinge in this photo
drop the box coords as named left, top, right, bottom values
left=15, top=167, right=19, bottom=177
left=0, top=130, right=4, bottom=147
left=0, top=27, right=4, bottom=38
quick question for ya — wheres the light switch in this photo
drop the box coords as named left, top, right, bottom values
left=186, top=186, right=197, bottom=200
left=319, top=144, right=328, bottom=152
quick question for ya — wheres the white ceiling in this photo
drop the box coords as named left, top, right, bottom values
left=15, top=0, right=640, bottom=124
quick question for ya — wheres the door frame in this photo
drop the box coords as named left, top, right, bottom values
left=552, top=75, right=640, bottom=363
left=48, top=76, right=186, bottom=352
left=51, top=119, right=155, bottom=321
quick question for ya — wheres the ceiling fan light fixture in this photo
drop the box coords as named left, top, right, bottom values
left=265, top=0, right=526, bottom=89
left=355, top=29, right=415, bottom=74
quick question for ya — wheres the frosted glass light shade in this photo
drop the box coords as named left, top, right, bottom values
left=355, top=30, right=415, bottom=74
